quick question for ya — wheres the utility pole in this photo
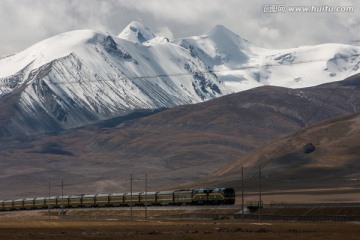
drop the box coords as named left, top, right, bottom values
left=259, top=166, right=262, bottom=221
left=145, top=173, right=148, bottom=220
left=242, top=166, right=244, bottom=221
left=61, top=180, right=64, bottom=213
left=48, top=182, right=51, bottom=220
left=130, top=174, right=133, bottom=221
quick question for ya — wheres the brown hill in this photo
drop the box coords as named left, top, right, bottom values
left=199, top=112, right=360, bottom=203
left=1, top=75, right=360, bottom=199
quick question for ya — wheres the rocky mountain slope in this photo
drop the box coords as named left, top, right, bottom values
left=1, top=22, right=360, bottom=136
left=1, top=75, right=360, bottom=199
left=0, top=21, right=227, bottom=136
left=201, top=111, right=360, bottom=203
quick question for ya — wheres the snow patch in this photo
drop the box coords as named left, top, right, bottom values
left=118, top=21, right=156, bottom=44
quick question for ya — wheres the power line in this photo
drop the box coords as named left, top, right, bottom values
left=42, top=177, right=154, bottom=189
left=6, top=53, right=360, bottom=87
left=303, top=60, right=360, bottom=126
left=257, top=52, right=360, bottom=181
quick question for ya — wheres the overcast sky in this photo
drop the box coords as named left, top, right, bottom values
left=1, top=0, right=359, bottom=57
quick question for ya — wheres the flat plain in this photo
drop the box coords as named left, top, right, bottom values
left=1, top=207, right=360, bottom=240
left=0, top=219, right=360, bottom=240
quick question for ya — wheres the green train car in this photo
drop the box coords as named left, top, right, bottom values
left=0, top=187, right=235, bottom=211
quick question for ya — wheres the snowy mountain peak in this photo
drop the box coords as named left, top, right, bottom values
left=205, top=25, right=249, bottom=44
left=173, top=25, right=360, bottom=92
left=173, top=25, right=251, bottom=70
left=118, top=21, right=156, bottom=44
left=203, top=25, right=251, bottom=53
left=0, top=24, right=228, bottom=135
left=0, top=29, right=104, bottom=79
left=1, top=22, right=360, bottom=136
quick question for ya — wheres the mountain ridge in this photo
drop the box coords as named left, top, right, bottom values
left=1, top=22, right=360, bottom=199
left=1, top=74, right=360, bottom=198
left=0, top=26, right=227, bottom=136
left=1, top=22, right=360, bottom=136
left=118, top=21, right=156, bottom=44
left=176, top=25, right=360, bottom=91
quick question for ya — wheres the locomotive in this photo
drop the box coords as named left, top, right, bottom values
left=0, top=187, right=235, bottom=211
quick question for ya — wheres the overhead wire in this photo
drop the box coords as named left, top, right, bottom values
left=4, top=50, right=360, bottom=198
left=257, top=52, right=360, bottom=191
left=10, top=53, right=360, bottom=86
left=302, top=60, right=360, bottom=126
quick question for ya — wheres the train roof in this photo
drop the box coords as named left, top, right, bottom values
left=174, top=189, right=192, bottom=193
left=35, top=197, right=46, bottom=200
left=193, top=188, right=211, bottom=193
left=82, top=194, right=96, bottom=198
left=96, top=193, right=110, bottom=197
left=24, top=197, right=35, bottom=201
left=109, top=193, right=125, bottom=196
left=68, top=195, right=82, bottom=199
left=14, top=198, right=25, bottom=202
left=124, top=192, right=141, bottom=196
left=139, top=192, right=157, bottom=195
left=211, top=187, right=234, bottom=192
left=157, top=191, right=174, bottom=194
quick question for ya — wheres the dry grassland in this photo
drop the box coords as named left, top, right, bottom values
left=0, top=219, right=359, bottom=240
left=1, top=206, right=360, bottom=240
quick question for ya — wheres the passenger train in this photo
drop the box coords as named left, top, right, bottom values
left=0, top=187, right=235, bottom=211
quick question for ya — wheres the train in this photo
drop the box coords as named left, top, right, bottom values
left=0, top=187, right=235, bottom=211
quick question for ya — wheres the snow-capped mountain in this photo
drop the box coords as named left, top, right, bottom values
left=175, top=25, right=360, bottom=91
left=118, top=21, right=156, bottom=44
left=1, top=21, right=360, bottom=135
left=0, top=22, right=229, bottom=135
left=174, top=25, right=252, bottom=69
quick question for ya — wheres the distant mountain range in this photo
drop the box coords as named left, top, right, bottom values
left=175, top=25, right=360, bottom=91
left=1, top=22, right=360, bottom=200
left=0, top=21, right=227, bottom=135
left=1, top=74, right=360, bottom=199
left=1, top=21, right=360, bottom=135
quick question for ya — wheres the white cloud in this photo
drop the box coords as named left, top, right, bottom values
left=116, top=0, right=225, bottom=24
left=0, top=0, right=112, bottom=56
left=0, top=0, right=359, bottom=56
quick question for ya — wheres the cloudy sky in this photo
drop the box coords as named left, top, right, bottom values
left=0, top=0, right=359, bottom=57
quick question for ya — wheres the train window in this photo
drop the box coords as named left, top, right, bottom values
left=224, top=188, right=235, bottom=197
left=193, top=188, right=210, bottom=194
